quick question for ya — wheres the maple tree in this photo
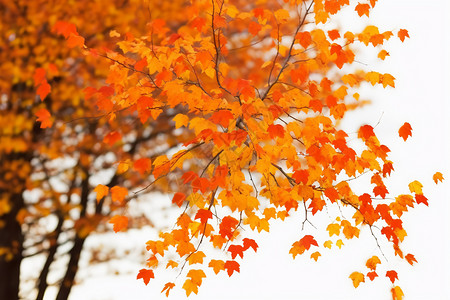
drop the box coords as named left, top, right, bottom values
left=0, top=0, right=190, bottom=299
left=1, top=0, right=444, bottom=300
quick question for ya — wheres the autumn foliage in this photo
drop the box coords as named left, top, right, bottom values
left=0, top=0, right=444, bottom=299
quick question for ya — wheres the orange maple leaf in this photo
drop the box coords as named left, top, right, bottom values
left=208, top=259, right=225, bottom=274
left=110, top=186, right=128, bottom=203
left=299, top=235, right=318, bottom=250
left=295, top=31, right=312, bottom=49
left=349, top=271, right=365, bottom=288
left=137, top=268, right=154, bottom=285
left=161, top=282, right=175, bottom=297
left=35, top=108, right=53, bottom=128
left=398, top=122, right=412, bottom=141
left=67, top=33, right=85, bottom=48
left=432, top=172, right=444, bottom=184
left=94, top=184, right=109, bottom=201
left=355, top=3, right=370, bottom=17
left=405, top=253, right=417, bottom=265
left=209, top=110, right=234, bottom=127
left=109, top=215, right=128, bottom=233
left=398, top=29, right=410, bottom=42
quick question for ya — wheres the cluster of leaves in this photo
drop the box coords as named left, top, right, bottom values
left=26, top=0, right=445, bottom=300
left=0, top=0, right=193, bottom=299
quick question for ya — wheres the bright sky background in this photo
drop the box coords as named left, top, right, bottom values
left=38, top=1, right=449, bottom=299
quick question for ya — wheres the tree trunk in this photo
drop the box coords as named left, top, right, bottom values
left=0, top=193, right=24, bottom=300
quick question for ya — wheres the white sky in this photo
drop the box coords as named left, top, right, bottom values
left=61, top=1, right=450, bottom=299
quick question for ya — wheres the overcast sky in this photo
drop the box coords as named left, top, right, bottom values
left=60, top=1, right=450, bottom=299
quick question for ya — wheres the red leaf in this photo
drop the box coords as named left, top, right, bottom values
left=33, top=68, right=46, bottom=86
left=295, top=31, right=311, bottom=49
left=243, top=238, right=258, bottom=252
left=358, top=124, right=375, bottom=140
left=103, top=131, right=121, bottom=146
left=415, top=194, right=428, bottom=206
left=209, top=110, right=234, bottom=127
left=219, top=216, right=239, bottom=239
left=328, top=29, right=340, bottom=40
left=224, top=260, right=240, bottom=276
left=52, top=21, right=78, bottom=38
left=35, top=108, right=53, bottom=128
left=228, top=245, right=244, bottom=259
left=292, top=170, right=309, bottom=185
left=172, top=192, right=186, bottom=207
left=398, top=122, right=412, bottom=141
left=37, top=81, right=51, bottom=100
left=213, top=15, right=227, bottom=28
left=137, top=268, right=155, bottom=285
left=268, top=124, right=284, bottom=139
left=135, top=58, right=148, bottom=71
left=299, top=235, right=318, bottom=250
left=367, top=271, right=378, bottom=281
left=133, top=158, right=152, bottom=175
left=194, top=209, right=213, bottom=224
left=386, top=270, right=398, bottom=283
left=249, top=21, right=262, bottom=36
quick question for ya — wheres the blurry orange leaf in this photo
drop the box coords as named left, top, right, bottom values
left=137, top=268, right=154, bottom=285
left=67, top=33, right=85, bottom=48
left=133, top=158, right=152, bottom=175
left=109, top=215, right=128, bottom=233
left=213, top=15, right=227, bottom=28
left=104, top=131, right=122, bottom=146
left=35, top=108, right=53, bottom=128
left=52, top=20, right=78, bottom=38
left=398, top=122, right=412, bottom=141
left=94, top=184, right=109, bottom=201
left=110, top=186, right=128, bottom=203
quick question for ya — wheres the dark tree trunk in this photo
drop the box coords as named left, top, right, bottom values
left=0, top=193, right=24, bottom=300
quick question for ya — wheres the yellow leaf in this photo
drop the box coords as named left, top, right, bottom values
left=408, top=180, right=423, bottom=195
left=336, top=239, right=344, bottom=249
left=349, top=271, right=365, bottom=288
left=173, top=113, right=189, bottom=129
left=365, top=71, right=380, bottom=86
left=323, top=240, right=333, bottom=249
left=326, top=223, right=340, bottom=237
left=274, top=9, right=290, bottom=23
